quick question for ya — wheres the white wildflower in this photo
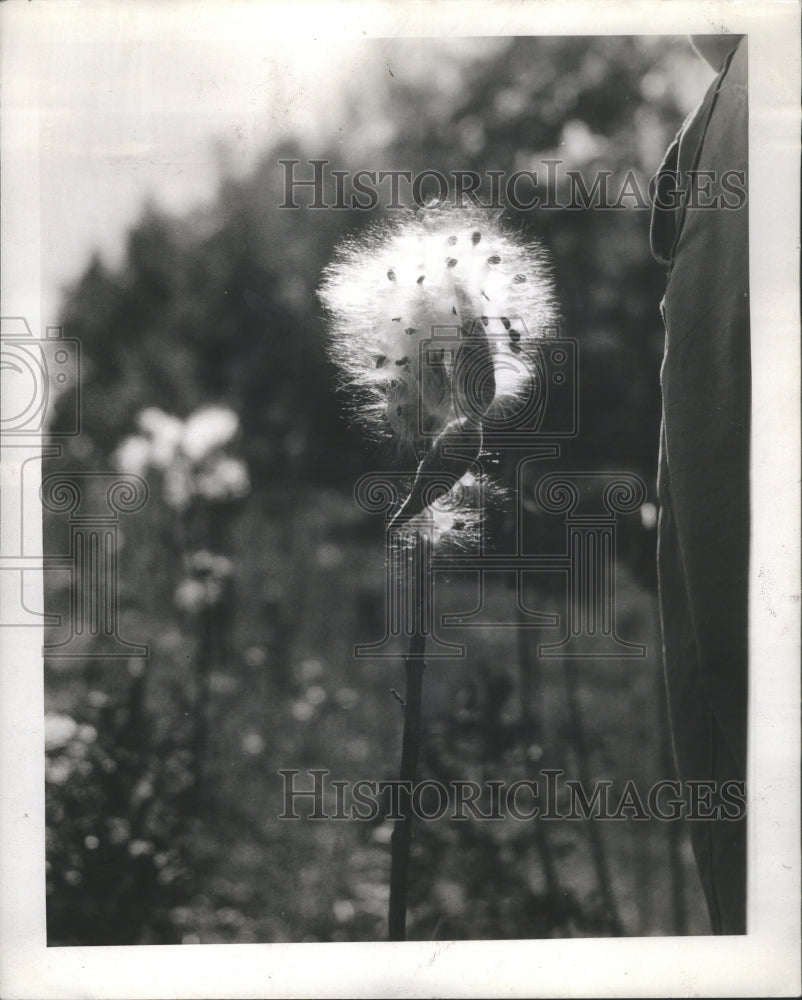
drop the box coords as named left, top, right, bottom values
left=291, top=700, right=315, bottom=722
left=113, top=435, right=151, bottom=477
left=240, top=731, right=265, bottom=756
left=162, top=461, right=194, bottom=512
left=174, top=578, right=209, bottom=614
left=45, top=757, right=73, bottom=785
left=189, top=551, right=234, bottom=578
left=194, top=455, right=250, bottom=503
left=44, top=712, right=78, bottom=751
left=120, top=405, right=248, bottom=511
left=181, top=406, right=239, bottom=463
left=305, top=685, right=327, bottom=707
left=175, top=551, right=235, bottom=612
left=401, top=470, right=489, bottom=548
left=137, top=408, right=184, bottom=469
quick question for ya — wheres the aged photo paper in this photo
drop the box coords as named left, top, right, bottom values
left=1, top=1, right=799, bottom=997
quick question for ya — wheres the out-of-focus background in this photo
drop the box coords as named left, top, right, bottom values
left=40, top=26, right=717, bottom=943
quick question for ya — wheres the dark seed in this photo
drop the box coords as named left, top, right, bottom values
left=513, top=273, right=527, bottom=284
left=387, top=269, right=396, bottom=281
left=481, top=316, right=489, bottom=325
left=375, top=355, right=387, bottom=367
left=487, top=255, right=501, bottom=265
left=405, top=327, right=417, bottom=336
left=446, top=235, right=457, bottom=246
left=417, top=275, right=425, bottom=284
left=501, top=317, right=511, bottom=330
left=471, top=231, right=481, bottom=245
left=510, top=343, right=522, bottom=354
left=453, top=520, right=466, bottom=531
left=509, top=329, right=521, bottom=343
left=452, top=306, right=458, bottom=316
left=446, top=257, right=458, bottom=268
left=391, top=317, right=401, bottom=322
left=395, top=357, right=409, bottom=366
left=481, top=291, right=490, bottom=301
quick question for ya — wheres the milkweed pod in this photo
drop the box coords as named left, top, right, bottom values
left=318, top=206, right=557, bottom=447
left=389, top=416, right=482, bottom=528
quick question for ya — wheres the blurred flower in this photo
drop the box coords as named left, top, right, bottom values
left=44, top=712, right=78, bottom=751
left=45, top=757, right=73, bottom=785
left=163, top=462, right=194, bottom=512
left=107, top=817, right=131, bottom=844
left=332, top=899, right=356, bottom=923
left=560, top=119, right=605, bottom=167
left=87, top=690, right=110, bottom=709
left=137, top=407, right=184, bottom=469
left=174, top=551, right=235, bottom=613
left=127, top=658, right=146, bottom=678
left=370, top=822, right=394, bottom=845
left=243, top=646, right=266, bottom=668
left=66, top=739, right=87, bottom=760
left=170, top=907, right=193, bottom=926
left=304, top=685, right=327, bottom=707
left=114, top=404, right=248, bottom=510
left=216, top=907, right=245, bottom=928
left=174, top=578, right=209, bottom=614
left=240, top=731, right=265, bottom=756
left=297, top=658, right=324, bottom=684
left=112, top=434, right=151, bottom=477
left=640, top=501, right=658, bottom=530
left=194, top=455, right=250, bottom=503
left=291, top=700, right=315, bottom=723
left=189, top=551, right=234, bottom=577
left=131, top=777, right=154, bottom=808
left=182, top=406, right=239, bottom=463
left=209, top=671, right=239, bottom=695
left=77, top=724, right=97, bottom=744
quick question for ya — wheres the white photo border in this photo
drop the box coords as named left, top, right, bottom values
left=1, top=1, right=799, bottom=997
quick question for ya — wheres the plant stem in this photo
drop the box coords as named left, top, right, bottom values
left=388, top=536, right=427, bottom=942
left=516, top=605, right=562, bottom=912
left=564, top=659, right=624, bottom=936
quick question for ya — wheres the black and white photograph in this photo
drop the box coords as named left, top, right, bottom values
left=0, top=1, right=798, bottom=997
